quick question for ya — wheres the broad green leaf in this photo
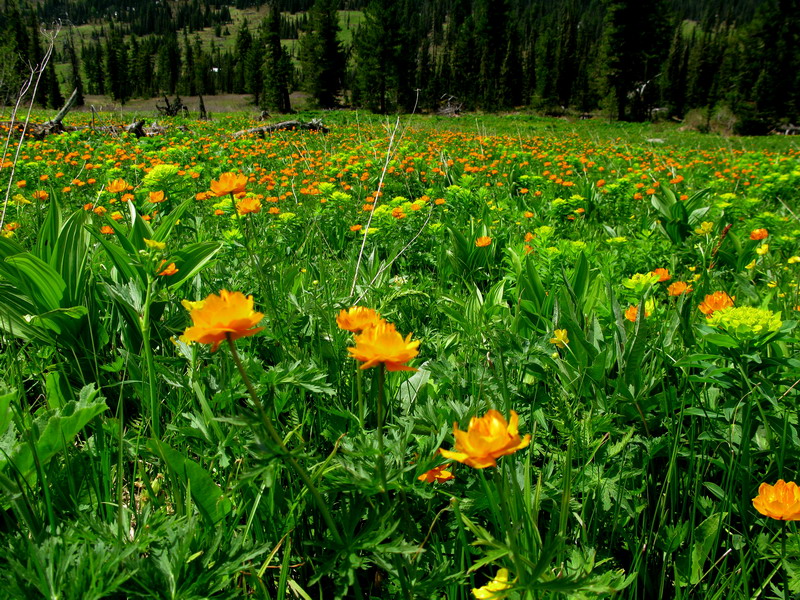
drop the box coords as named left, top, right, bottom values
left=0, top=254, right=66, bottom=312
left=149, top=439, right=232, bottom=525
left=2, top=385, right=107, bottom=479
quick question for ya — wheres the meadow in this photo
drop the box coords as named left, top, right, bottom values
left=0, top=110, right=799, bottom=599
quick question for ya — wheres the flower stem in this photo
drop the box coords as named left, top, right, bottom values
left=376, top=363, right=388, bottom=493
left=226, top=334, right=343, bottom=546
left=140, top=275, right=159, bottom=438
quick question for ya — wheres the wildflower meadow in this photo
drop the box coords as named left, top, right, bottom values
left=0, top=111, right=799, bottom=599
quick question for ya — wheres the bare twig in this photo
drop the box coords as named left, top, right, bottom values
left=0, top=25, right=59, bottom=230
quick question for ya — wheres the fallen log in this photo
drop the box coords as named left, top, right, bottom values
left=232, top=119, right=329, bottom=138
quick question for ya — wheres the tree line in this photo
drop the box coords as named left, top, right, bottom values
left=1, top=0, right=798, bottom=130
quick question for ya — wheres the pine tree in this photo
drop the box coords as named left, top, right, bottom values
left=297, top=0, right=344, bottom=108
left=601, top=0, right=671, bottom=120
left=261, top=6, right=292, bottom=113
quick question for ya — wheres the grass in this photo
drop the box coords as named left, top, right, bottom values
left=0, top=109, right=798, bottom=599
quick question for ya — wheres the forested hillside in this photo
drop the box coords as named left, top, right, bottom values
left=1, top=0, right=798, bottom=130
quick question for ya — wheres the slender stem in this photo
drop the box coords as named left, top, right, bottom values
left=376, top=364, right=387, bottom=493
left=140, top=275, right=159, bottom=438
left=356, top=367, right=364, bottom=427
left=782, top=522, right=788, bottom=600
left=226, top=334, right=343, bottom=546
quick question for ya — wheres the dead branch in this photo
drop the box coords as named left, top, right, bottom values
left=232, top=119, right=329, bottom=138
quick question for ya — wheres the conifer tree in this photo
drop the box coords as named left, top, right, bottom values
left=298, top=0, right=344, bottom=108
left=261, top=6, right=292, bottom=113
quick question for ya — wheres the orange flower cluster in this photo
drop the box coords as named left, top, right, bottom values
left=475, top=236, right=492, bottom=248
left=698, top=291, right=734, bottom=316
left=338, top=306, right=419, bottom=371
left=749, top=228, right=769, bottom=241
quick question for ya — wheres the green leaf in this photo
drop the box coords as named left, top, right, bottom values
left=148, top=439, right=232, bottom=525
left=166, top=241, right=223, bottom=291
left=50, top=209, right=91, bottom=306
left=2, top=385, right=107, bottom=479
left=0, top=254, right=66, bottom=312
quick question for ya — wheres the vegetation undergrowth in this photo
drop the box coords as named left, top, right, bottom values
left=0, top=111, right=798, bottom=599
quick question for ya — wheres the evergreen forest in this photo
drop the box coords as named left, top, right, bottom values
left=1, top=0, right=799, bottom=128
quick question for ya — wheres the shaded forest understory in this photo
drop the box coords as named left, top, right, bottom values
left=1, top=0, right=799, bottom=132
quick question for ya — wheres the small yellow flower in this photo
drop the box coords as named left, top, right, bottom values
left=788, top=256, right=800, bottom=264
left=144, top=238, right=166, bottom=250
left=549, top=329, right=569, bottom=348
left=755, top=243, right=769, bottom=256
left=745, top=260, right=757, bottom=270
left=472, top=569, right=511, bottom=599
left=695, top=221, right=714, bottom=235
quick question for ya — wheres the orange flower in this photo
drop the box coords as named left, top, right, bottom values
left=336, top=306, right=382, bottom=333
left=182, top=290, right=264, bottom=352
left=350, top=224, right=362, bottom=232
left=157, top=260, right=179, bottom=276
left=475, top=236, right=492, bottom=248
left=148, top=190, right=165, bottom=203
left=439, top=409, right=531, bottom=469
left=106, top=178, right=128, bottom=193
left=236, top=196, right=262, bottom=215
left=347, top=320, right=419, bottom=371
left=667, top=281, right=693, bottom=296
left=699, top=291, right=734, bottom=316
left=210, top=172, right=248, bottom=197
left=651, top=268, right=670, bottom=282
left=750, top=228, right=769, bottom=241
left=418, top=464, right=455, bottom=483
left=100, top=225, right=114, bottom=234
left=122, top=193, right=135, bottom=203
left=32, top=190, right=49, bottom=201
left=753, top=480, right=800, bottom=520
left=624, top=304, right=651, bottom=322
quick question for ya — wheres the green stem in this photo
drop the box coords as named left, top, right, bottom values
left=376, top=363, right=387, bottom=493
left=226, top=334, right=343, bottom=546
left=356, top=367, right=364, bottom=427
left=140, top=275, right=160, bottom=438
left=782, top=522, right=788, bottom=600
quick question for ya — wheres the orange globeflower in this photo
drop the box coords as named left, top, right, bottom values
left=148, top=190, right=165, bottom=203
left=100, top=225, right=114, bottom=234
left=753, top=480, right=800, bottom=520
left=347, top=320, right=419, bottom=371
left=32, top=190, right=49, bottom=201
left=440, top=409, right=531, bottom=469
left=667, top=281, right=693, bottom=296
left=651, top=268, right=670, bottom=282
left=157, top=260, right=179, bottom=276
left=624, top=304, right=651, bottom=322
left=475, top=236, right=492, bottom=248
left=210, top=172, right=248, bottom=197
left=699, top=291, right=734, bottom=316
left=106, top=178, right=128, bottom=193
left=337, top=306, right=382, bottom=333
left=750, top=228, right=769, bottom=241
left=236, top=196, right=262, bottom=216
left=182, top=290, right=264, bottom=352
left=417, top=464, right=455, bottom=483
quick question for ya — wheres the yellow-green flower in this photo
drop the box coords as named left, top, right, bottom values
left=144, top=238, right=166, bottom=250
left=622, top=272, right=660, bottom=294
left=706, top=306, right=782, bottom=340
